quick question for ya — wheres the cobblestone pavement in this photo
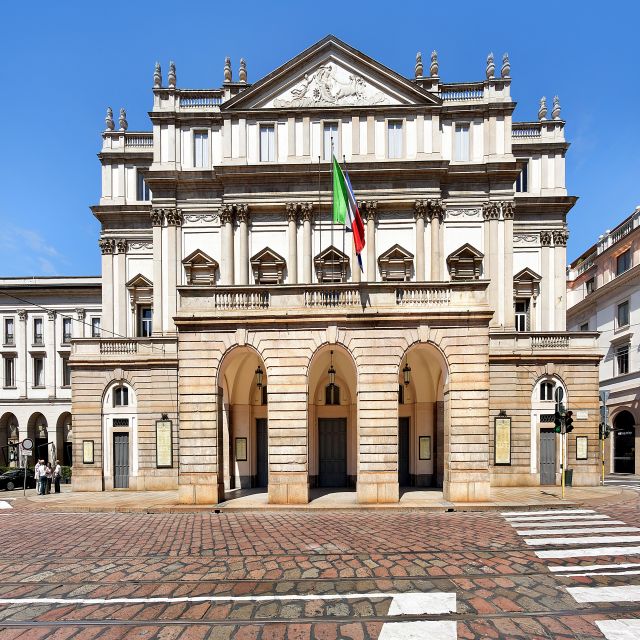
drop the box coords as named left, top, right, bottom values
left=0, top=496, right=640, bottom=638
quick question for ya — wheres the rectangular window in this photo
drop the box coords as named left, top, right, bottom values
left=3, top=357, right=15, bottom=387
left=616, top=249, right=631, bottom=276
left=387, top=120, right=403, bottom=159
left=617, top=300, right=630, bottom=328
left=454, top=123, right=470, bottom=161
left=193, top=131, right=209, bottom=168
left=62, top=357, right=71, bottom=387
left=33, top=318, right=43, bottom=345
left=515, top=161, right=528, bottom=192
left=514, top=298, right=530, bottom=332
left=33, top=357, right=44, bottom=387
left=259, top=124, right=275, bottom=162
left=586, top=277, right=595, bottom=295
left=138, top=306, right=152, bottom=337
left=136, top=171, right=151, bottom=201
left=62, top=317, right=72, bottom=344
left=3, top=318, right=14, bottom=345
left=91, top=317, right=101, bottom=338
left=580, top=322, right=589, bottom=332
left=323, top=122, right=338, bottom=162
left=616, top=344, right=630, bottom=376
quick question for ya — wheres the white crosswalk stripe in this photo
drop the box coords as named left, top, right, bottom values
left=536, top=545, right=640, bottom=559
left=501, top=509, right=596, bottom=516
left=525, top=535, right=640, bottom=547
left=509, top=519, right=625, bottom=528
left=505, top=514, right=612, bottom=522
left=596, top=619, right=640, bottom=639
left=515, top=526, right=640, bottom=536
left=567, top=585, right=640, bottom=603
left=550, top=562, right=640, bottom=573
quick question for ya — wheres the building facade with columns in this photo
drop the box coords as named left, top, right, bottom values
left=567, top=206, right=640, bottom=476
left=0, top=277, right=101, bottom=468
left=71, top=35, right=601, bottom=503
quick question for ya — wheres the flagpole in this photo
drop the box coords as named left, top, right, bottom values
left=342, top=155, right=347, bottom=266
left=330, top=140, right=334, bottom=259
left=317, top=155, right=321, bottom=284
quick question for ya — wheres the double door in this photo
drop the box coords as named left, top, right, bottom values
left=318, top=418, right=347, bottom=487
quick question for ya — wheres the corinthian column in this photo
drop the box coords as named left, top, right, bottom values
left=502, top=202, right=515, bottom=329
left=540, top=230, right=553, bottom=331
left=286, top=203, right=298, bottom=284
left=414, top=200, right=427, bottom=281
left=237, top=205, right=250, bottom=285
left=220, top=205, right=235, bottom=285
left=165, top=209, right=183, bottom=332
left=150, top=209, right=164, bottom=334
left=553, top=228, right=568, bottom=331
left=483, top=202, right=500, bottom=326
left=428, top=200, right=444, bottom=281
left=361, top=201, right=378, bottom=282
left=301, top=203, right=313, bottom=283
left=98, top=237, right=116, bottom=337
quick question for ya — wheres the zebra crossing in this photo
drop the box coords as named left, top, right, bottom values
left=503, top=507, right=640, bottom=639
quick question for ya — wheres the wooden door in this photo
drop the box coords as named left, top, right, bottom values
left=256, top=418, right=268, bottom=487
left=113, top=432, right=130, bottom=489
left=540, top=428, right=556, bottom=485
left=398, top=417, right=410, bottom=486
left=318, top=418, right=347, bottom=487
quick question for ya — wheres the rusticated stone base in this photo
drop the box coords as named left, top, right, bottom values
left=72, top=474, right=103, bottom=492
left=268, top=472, right=309, bottom=504
left=357, top=472, right=399, bottom=503
left=445, top=471, right=491, bottom=502
left=178, top=473, right=224, bottom=504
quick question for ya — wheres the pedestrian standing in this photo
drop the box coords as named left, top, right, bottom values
left=53, top=460, right=62, bottom=494
left=45, top=463, right=53, bottom=494
left=38, top=460, right=47, bottom=496
left=34, top=460, right=42, bottom=495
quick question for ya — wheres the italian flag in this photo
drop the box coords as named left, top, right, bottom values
left=332, top=156, right=365, bottom=268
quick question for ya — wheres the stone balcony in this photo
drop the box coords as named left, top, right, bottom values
left=70, top=336, right=178, bottom=364
left=177, top=281, right=490, bottom=322
left=489, top=331, right=600, bottom=361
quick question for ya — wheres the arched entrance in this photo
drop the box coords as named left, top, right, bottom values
left=399, top=343, right=447, bottom=489
left=0, top=412, right=19, bottom=467
left=28, top=413, right=50, bottom=463
left=308, top=345, right=357, bottom=489
left=218, top=347, right=268, bottom=493
left=56, top=412, right=73, bottom=466
left=613, top=410, right=635, bottom=474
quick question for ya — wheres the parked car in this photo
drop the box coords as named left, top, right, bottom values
left=0, top=468, right=36, bottom=491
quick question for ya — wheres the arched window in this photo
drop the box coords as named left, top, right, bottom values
left=325, top=384, right=340, bottom=406
left=113, top=385, right=129, bottom=407
left=540, top=381, right=554, bottom=401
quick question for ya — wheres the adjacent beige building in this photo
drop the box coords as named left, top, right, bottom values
left=71, top=35, right=601, bottom=503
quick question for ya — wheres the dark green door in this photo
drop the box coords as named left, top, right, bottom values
left=113, top=432, right=129, bottom=488
left=398, top=417, right=410, bottom=486
left=540, top=428, right=556, bottom=485
left=318, top=418, right=347, bottom=487
left=256, top=419, right=268, bottom=487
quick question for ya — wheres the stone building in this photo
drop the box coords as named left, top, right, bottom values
left=567, top=206, right=640, bottom=475
left=0, top=277, right=101, bottom=467
left=71, top=35, right=601, bottom=503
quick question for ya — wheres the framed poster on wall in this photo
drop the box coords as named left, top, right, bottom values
left=156, top=420, right=173, bottom=468
left=235, top=437, right=247, bottom=462
left=494, top=414, right=511, bottom=465
left=419, top=436, right=431, bottom=460
left=576, top=435, right=588, bottom=460
left=82, top=440, right=94, bottom=464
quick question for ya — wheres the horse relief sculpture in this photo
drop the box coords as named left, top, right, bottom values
left=273, top=64, right=390, bottom=107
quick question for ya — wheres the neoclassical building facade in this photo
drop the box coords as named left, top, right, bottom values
left=71, top=36, right=601, bottom=503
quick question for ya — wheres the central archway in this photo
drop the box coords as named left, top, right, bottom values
left=308, top=345, right=357, bottom=490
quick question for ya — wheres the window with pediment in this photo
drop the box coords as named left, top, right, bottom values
left=250, top=248, right=286, bottom=285
left=314, top=246, right=349, bottom=283
left=378, top=244, right=414, bottom=282
left=182, top=249, right=219, bottom=286
left=446, top=244, right=484, bottom=280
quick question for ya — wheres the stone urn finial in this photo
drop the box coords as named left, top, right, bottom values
left=239, top=58, right=247, bottom=83
left=168, top=61, right=176, bottom=88
left=224, top=56, right=232, bottom=82
left=105, top=107, right=114, bottom=131
left=153, top=62, right=162, bottom=88
left=430, top=50, right=439, bottom=77
left=538, top=96, right=548, bottom=121
left=415, top=51, right=423, bottom=78
left=501, top=52, right=510, bottom=78
left=118, top=108, right=128, bottom=131
left=486, top=52, right=495, bottom=79
left=552, top=95, right=561, bottom=120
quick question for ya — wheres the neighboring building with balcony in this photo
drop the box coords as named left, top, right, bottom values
left=567, top=206, right=640, bottom=475
left=72, top=35, right=601, bottom=503
left=0, top=277, right=101, bottom=467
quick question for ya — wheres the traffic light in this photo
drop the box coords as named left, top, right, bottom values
left=564, top=411, right=574, bottom=433
left=554, top=411, right=562, bottom=433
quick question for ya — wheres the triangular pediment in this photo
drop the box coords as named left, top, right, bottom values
left=126, top=273, right=152, bottom=288
left=250, top=247, right=286, bottom=265
left=448, top=243, right=484, bottom=260
left=314, top=245, right=349, bottom=264
left=182, top=249, right=218, bottom=268
left=380, top=244, right=414, bottom=261
left=224, top=35, right=440, bottom=111
left=514, top=267, right=541, bottom=282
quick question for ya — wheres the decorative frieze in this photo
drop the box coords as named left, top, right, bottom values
left=513, top=233, right=538, bottom=244
left=128, top=241, right=153, bottom=252
left=447, top=207, right=482, bottom=218
left=183, top=213, right=218, bottom=225
left=98, top=238, right=116, bottom=254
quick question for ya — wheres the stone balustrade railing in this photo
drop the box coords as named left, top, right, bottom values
left=489, top=331, right=598, bottom=355
left=512, top=123, right=542, bottom=138
left=100, top=339, right=138, bottom=354
left=179, top=281, right=487, bottom=316
left=596, top=208, right=640, bottom=255
left=124, top=133, right=153, bottom=148
left=439, top=83, right=484, bottom=101
left=72, top=337, right=178, bottom=360
left=575, top=252, right=597, bottom=276
left=178, top=90, right=224, bottom=110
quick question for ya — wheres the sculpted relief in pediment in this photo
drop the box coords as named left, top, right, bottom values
left=271, top=63, right=393, bottom=108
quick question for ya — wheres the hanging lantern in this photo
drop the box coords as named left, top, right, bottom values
left=328, top=350, right=336, bottom=385
left=255, top=365, right=264, bottom=389
left=403, top=361, right=412, bottom=385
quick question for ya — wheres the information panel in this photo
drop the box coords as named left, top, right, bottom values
left=494, top=416, right=512, bottom=465
left=156, top=420, right=173, bottom=468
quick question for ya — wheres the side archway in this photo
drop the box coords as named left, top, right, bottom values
left=27, top=412, right=50, bottom=463
left=0, top=412, right=19, bottom=467
left=613, top=410, right=635, bottom=474
left=56, top=412, right=73, bottom=467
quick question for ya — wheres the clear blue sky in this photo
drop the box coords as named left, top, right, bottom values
left=0, top=0, right=637, bottom=276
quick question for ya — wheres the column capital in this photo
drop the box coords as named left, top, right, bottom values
left=165, top=208, right=184, bottom=226
left=17, top=309, right=27, bottom=322
left=540, top=230, right=553, bottom=246
left=413, top=199, right=427, bottom=220
left=75, top=308, right=86, bottom=321
left=300, top=202, right=313, bottom=222
left=427, top=198, right=445, bottom=222
left=285, top=202, right=298, bottom=223
left=501, top=201, right=515, bottom=220
left=150, top=209, right=165, bottom=226
left=236, top=203, right=250, bottom=224
left=116, top=238, right=128, bottom=254
left=482, top=201, right=500, bottom=221
left=47, top=310, right=56, bottom=321
left=220, top=204, right=234, bottom=225
left=359, top=200, right=378, bottom=222
left=98, top=238, right=116, bottom=254
left=553, top=228, right=569, bottom=246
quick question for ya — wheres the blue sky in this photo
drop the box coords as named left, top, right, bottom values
left=0, top=0, right=637, bottom=275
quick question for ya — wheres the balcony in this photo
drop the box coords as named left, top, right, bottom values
left=489, top=331, right=599, bottom=359
left=178, top=281, right=489, bottom=320
left=439, top=82, right=484, bottom=102
left=71, top=336, right=177, bottom=363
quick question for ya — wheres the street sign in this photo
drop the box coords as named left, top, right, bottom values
left=599, top=390, right=610, bottom=403
left=21, top=438, right=33, bottom=451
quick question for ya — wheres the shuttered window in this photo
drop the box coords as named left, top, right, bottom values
left=193, top=131, right=209, bottom=168
left=387, top=121, right=403, bottom=159
left=259, top=125, right=275, bottom=162
left=454, top=123, right=470, bottom=161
